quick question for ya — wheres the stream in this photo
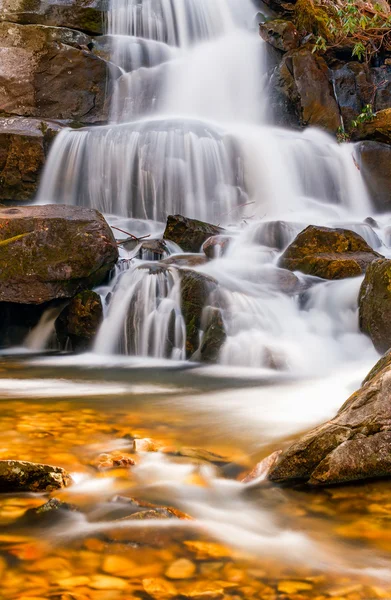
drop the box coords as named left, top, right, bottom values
left=3, top=0, right=391, bottom=598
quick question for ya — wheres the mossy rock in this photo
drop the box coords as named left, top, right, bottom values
left=56, top=290, right=103, bottom=350
left=0, top=204, right=118, bottom=304
left=259, top=19, right=299, bottom=52
left=279, top=225, right=381, bottom=279
left=163, top=214, right=224, bottom=253
left=352, top=108, right=391, bottom=145
left=359, top=259, right=391, bottom=353
left=199, top=307, right=227, bottom=363
left=0, top=460, right=72, bottom=492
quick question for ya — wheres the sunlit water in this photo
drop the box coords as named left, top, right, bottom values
left=4, top=0, right=391, bottom=596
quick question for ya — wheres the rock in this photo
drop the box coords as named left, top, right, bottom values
left=355, top=141, right=391, bottom=212
left=353, top=108, right=391, bottom=144
left=359, top=259, right=391, bottom=353
left=180, top=270, right=219, bottom=359
left=92, top=451, right=135, bottom=470
left=241, top=450, right=282, bottom=484
left=142, top=578, right=177, bottom=599
left=269, top=361, right=391, bottom=485
left=363, top=349, right=391, bottom=385
left=0, top=0, right=107, bottom=35
left=133, top=438, right=160, bottom=452
left=0, top=22, right=118, bottom=124
left=199, top=307, right=226, bottom=363
left=163, top=215, right=224, bottom=253
left=252, top=220, right=302, bottom=250
left=0, top=204, right=118, bottom=304
left=160, top=254, right=208, bottom=268
left=55, top=290, right=103, bottom=350
left=0, top=460, right=71, bottom=492
left=259, top=19, right=299, bottom=52
left=259, top=266, right=303, bottom=294
left=331, top=62, right=373, bottom=129
left=279, top=225, right=381, bottom=279
left=119, top=239, right=169, bottom=260
left=165, top=559, right=196, bottom=580
left=202, top=235, right=232, bottom=259
left=17, top=498, right=79, bottom=526
left=0, top=117, right=61, bottom=202
left=270, top=48, right=340, bottom=132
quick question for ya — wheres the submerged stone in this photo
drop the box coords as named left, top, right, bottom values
left=163, top=215, right=224, bottom=253
left=0, top=460, right=72, bottom=492
left=279, top=225, right=381, bottom=279
left=0, top=205, right=118, bottom=304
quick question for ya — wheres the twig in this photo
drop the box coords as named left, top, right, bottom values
left=112, top=225, right=151, bottom=243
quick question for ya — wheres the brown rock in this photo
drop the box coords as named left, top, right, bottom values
left=355, top=141, right=391, bottom=212
left=55, top=290, right=103, bottom=350
left=0, top=460, right=71, bottom=492
left=353, top=108, right=391, bottom=144
left=359, top=259, right=391, bottom=353
left=279, top=225, right=381, bottom=279
left=0, top=0, right=107, bottom=35
left=163, top=214, right=224, bottom=253
left=0, top=22, right=118, bottom=124
left=0, top=117, right=61, bottom=202
left=0, top=204, right=118, bottom=304
left=270, top=48, right=340, bottom=132
left=259, top=19, right=299, bottom=52
left=202, top=235, right=232, bottom=259
left=269, top=362, right=391, bottom=485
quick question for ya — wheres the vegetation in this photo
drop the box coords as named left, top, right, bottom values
left=294, top=0, right=391, bottom=62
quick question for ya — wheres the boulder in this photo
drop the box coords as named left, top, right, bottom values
left=270, top=48, right=340, bottom=132
left=269, top=362, right=391, bottom=485
left=252, top=220, right=302, bottom=250
left=163, top=215, right=224, bottom=254
left=359, top=259, right=391, bottom=353
left=0, top=0, right=107, bottom=35
left=161, top=254, right=208, bottom=268
left=352, top=108, right=391, bottom=144
left=199, top=307, right=226, bottom=363
left=355, top=141, right=391, bottom=212
left=0, top=117, right=61, bottom=202
left=180, top=270, right=219, bottom=359
left=202, top=235, right=232, bottom=259
left=0, top=204, right=118, bottom=304
left=55, top=290, right=103, bottom=350
left=279, top=225, right=381, bottom=279
left=0, top=460, right=71, bottom=492
left=331, top=62, right=373, bottom=129
left=259, top=19, right=299, bottom=52
left=0, top=22, right=118, bottom=124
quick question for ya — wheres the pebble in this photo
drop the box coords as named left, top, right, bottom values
left=165, top=558, right=196, bottom=579
left=89, top=575, right=128, bottom=590
left=142, top=577, right=177, bottom=598
left=277, top=580, right=313, bottom=594
left=102, top=554, right=135, bottom=575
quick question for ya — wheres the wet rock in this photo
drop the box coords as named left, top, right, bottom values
left=0, top=117, right=61, bottom=202
left=270, top=48, right=340, bottom=132
left=163, top=215, right=224, bottom=253
left=331, top=62, right=373, bottom=128
left=359, top=259, right=391, bottom=353
left=355, top=141, right=391, bottom=212
left=0, top=22, right=118, bottom=124
left=279, top=225, right=381, bottom=279
left=0, top=0, right=107, bottom=35
left=119, top=238, right=169, bottom=260
left=16, top=498, right=79, bottom=526
left=160, top=254, right=208, bottom=268
left=133, top=438, right=161, bottom=452
left=143, top=578, right=177, bottom=599
left=0, top=460, right=72, bottom=492
left=241, top=450, right=282, bottom=484
left=166, top=558, right=196, bottom=580
left=202, top=235, right=232, bottom=259
left=0, top=204, right=118, bottom=304
left=259, top=19, right=299, bottom=52
left=252, top=220, right=302, bottom=250
left=269, top=360, right=391, bottom=485
left=55, top=290, right=103, bottom=350
left=199, top=308, right=226, bottom=363
left=92, top=451, right=135, bottom=470
left=180, top=270, right=219, bottom=359
left=352, top=108, right=391, bottom=144
left=260, top=266, right=302, bottom=294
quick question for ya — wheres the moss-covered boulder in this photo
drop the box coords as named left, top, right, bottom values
left=0, top=117, right=61, bottom=202
left=269, top=361, right=391, bottom=485
left=0, top=204, right=118, bottom=304
left=352, top=108, right=391, bottom=145
left=199, top=307, right=226, bottom=363
left=270, top=48, right=340, bottom=132
left=259, top=19, right=299, bottom=52
left=55, top=290, right=103, bottom=350
left=359, top=259, right=391, bottom=353
left=163, top=215, right=224, bottom=254
left=0, top=22, right=118, bottom=124
left=355, top=141, right=391, bottom=212
left=279, top=225, right=381, bottom=279
left=0, top=0, right=107, bottom=35
left=0, top=460, right=71, bottom=492
left=180, top=270, right=219, bottom=359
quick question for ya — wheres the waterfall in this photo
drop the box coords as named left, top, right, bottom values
left=35, top=0, right=377, bottom=368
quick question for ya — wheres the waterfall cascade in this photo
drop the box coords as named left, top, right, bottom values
left=35, top=0, right=382, bottom=371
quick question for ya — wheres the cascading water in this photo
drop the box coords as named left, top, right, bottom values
left=36, top=0, right=379, bottom=372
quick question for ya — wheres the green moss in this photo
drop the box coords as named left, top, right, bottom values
left=294, top=0, right=330, bottom=39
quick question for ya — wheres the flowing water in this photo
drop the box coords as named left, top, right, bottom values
left=4, top=0, right=391, bottom=598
